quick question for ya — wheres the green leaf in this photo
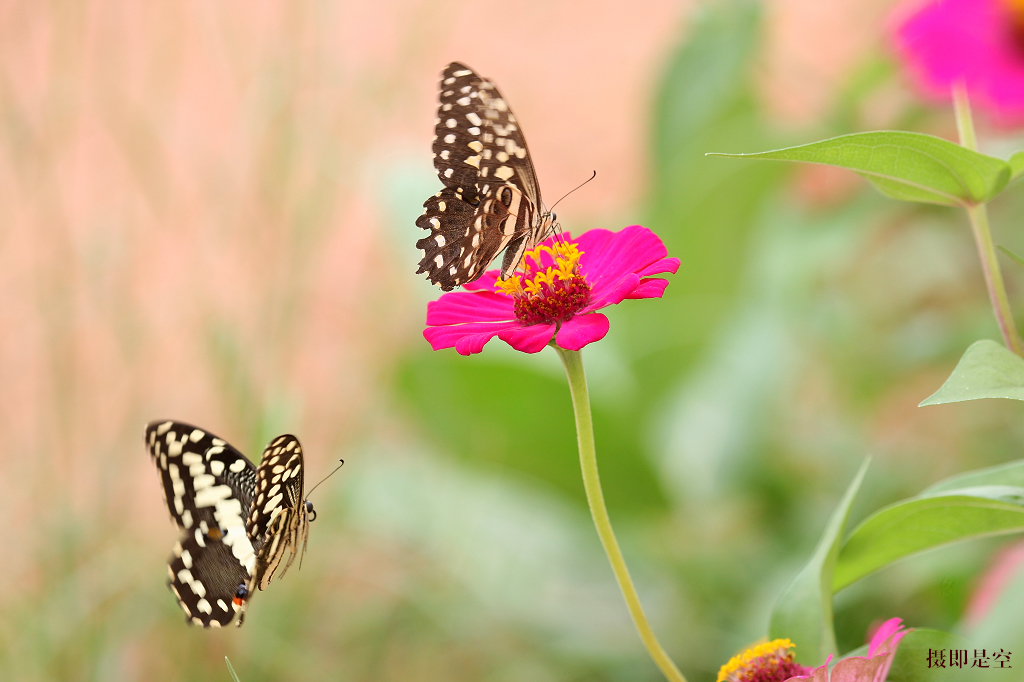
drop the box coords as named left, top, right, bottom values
left=708, top=131, right=1011, bottom=206
left=769, top=460, right=869, bottom=666
left=833, top=486, right=1024, bottom=592
left=924, top=458, right=1024, bottom=494
left=887, top=629, right=966, bottom=682
left=919, top=339, right=1024, bottom=405
left=1009, top=150, right=1024, bottom=181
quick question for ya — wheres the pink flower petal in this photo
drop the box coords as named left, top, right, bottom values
left=555, top=313, right=610, bottom=350
left=638, top=256, right=681, bottom=278
left=582, top=273, right=641, bottom=311
left=867, top=618, right=905, bottom=657
left=827, top=653, right=890, bottom=682
left=783, top=622, right=909, bottom=682
left=625, top=277, right=670, bottom=300
left=423, top=320, right=516, bottom=355
left=578, top=226, right=672, bottom=300
left=498, top=323, right=556, bottom=353
left=426, top=290, right=515, bottom=325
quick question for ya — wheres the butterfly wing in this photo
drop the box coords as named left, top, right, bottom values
left=416, top=62, right=553, bottom=290
left=245, top=435, right=309, bottom=591
left=146, top=420, right=259, bottom=627
left=167, top=533, right=248, bottom=627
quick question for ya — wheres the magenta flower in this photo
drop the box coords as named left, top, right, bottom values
left=422, top=225, right=679, bottom=355
left=892, top=0, right=1024, bottom=123
left=785, top=618, right=911, bottom=682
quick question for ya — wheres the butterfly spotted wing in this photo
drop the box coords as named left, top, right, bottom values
left=237, top=435, right=311, bottom=625
left=416, top=62, right=555, bottom=291
left=146, top=420, right=259, bottom=627
left=147, top=422, right=313, bottom=627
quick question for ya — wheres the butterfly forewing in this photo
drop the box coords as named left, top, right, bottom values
left=243, top=435, right=310, bottom=602
left=246, top=435, right=305, bottom=540
left=146, top=420, right=259, bottom=627
left=416, top=62, right=553, bottom=290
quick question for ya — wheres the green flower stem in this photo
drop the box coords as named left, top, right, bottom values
left=555, top=346, right=687, bottom=682
left=965, top=203, right=1023, bottom=356
left=953, top=82, right=977, bottom=152
left=953, top=83, right=1024, bottom=357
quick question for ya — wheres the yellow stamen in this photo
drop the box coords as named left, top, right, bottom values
left=717, top=639, right=796, bottom=682
left=495, top=274, right=522, bottom=296
left=495, top=241, right=584, bottom=297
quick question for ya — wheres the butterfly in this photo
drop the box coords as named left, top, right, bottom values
left=146, top=420, right=314, bottom=627
left=416, top=62, right=557, bottom=291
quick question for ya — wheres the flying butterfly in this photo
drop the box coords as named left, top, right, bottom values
left=146, top=420, right=316, bottom=627
left=416, top=62, right=557, bottom=291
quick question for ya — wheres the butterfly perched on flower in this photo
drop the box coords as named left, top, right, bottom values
left=146, top=420, right=314, bottom=627
left=416, top=62, right=557, bottom=291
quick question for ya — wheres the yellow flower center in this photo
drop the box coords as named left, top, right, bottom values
left=717, top=639, right=808, bottom=682
left=495, top=240, right=591, bottom=325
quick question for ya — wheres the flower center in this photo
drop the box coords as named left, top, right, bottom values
left=1003, top=0, right=1024, bottom=57
left=716, top=639, right=811, bottom=682
left=495, top=240, right=591, bottom=325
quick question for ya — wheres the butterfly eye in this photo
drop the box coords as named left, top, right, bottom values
left=305, top=500, right=317, bottom=522
left=500, top=187, right=513, bottom=207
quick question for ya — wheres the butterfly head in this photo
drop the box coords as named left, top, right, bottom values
left=538, top=210, right=557, bottom=240
left=304, top=499, right=317, bottom=522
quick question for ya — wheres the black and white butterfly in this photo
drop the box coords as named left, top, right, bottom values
left=416, top=62, right=557, bottom=291
left=146, top=420, right=314, bottom=627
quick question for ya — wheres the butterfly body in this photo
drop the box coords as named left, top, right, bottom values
left=146, top=421, right=312, bottom=627
left=416, top=62, right=555, bottom=291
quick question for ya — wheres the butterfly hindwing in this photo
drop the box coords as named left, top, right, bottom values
left=167, top=532, right=247, bottom=627
left=147, top=420, right=261, bottom=627
left=416, top=62, right=553, bottom=291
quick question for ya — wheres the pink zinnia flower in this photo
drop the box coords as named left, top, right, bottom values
left=785, top=618, right=911, bottom=682
left=422, top=226, right=679, bottom=355
left=892, top=0, right=1024, bottom=123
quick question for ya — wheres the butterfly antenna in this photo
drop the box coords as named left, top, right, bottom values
left=549, top=170, right=596, bottom=214
left=305, top=458, right=345, bottom=501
